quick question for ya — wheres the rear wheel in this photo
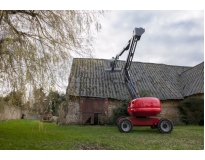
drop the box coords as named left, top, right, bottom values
left=157, top=118, right=173, bottom=134
left=118, top=118, right=133, bottom=133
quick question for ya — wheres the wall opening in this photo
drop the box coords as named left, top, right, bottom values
left=80, top=98, right=108, bottom=125
left=94, top=113, right=99, bottom=125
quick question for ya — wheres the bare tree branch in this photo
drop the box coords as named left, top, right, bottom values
left=0, top=10, right=104, bottom=96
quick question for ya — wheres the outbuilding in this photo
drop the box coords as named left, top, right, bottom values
left=58, top=58, right=204, bottom=125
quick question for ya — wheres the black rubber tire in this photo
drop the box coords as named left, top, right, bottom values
left=116, top=116, right=126, bottom=126
left=118, top=118, right=133, bottom=133
left=157, top=118, right=173, bottom=134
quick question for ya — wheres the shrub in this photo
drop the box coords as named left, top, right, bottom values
left=178, top=97, right=204, bottom=125
left=3, top=91, right=24, bottom=108
left=112, top=99, right=130, bottom=124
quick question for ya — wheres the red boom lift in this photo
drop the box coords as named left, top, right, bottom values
left=105, top=28, right=173, bottom=133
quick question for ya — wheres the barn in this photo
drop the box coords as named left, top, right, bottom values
left=58, top=58, right=204, bottom=125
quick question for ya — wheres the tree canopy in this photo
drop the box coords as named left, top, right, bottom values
left=0, top=10, right=103, bottom=96
left=3, top=90, right=24, bottom=108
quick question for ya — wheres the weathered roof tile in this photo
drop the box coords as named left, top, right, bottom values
left=66, top=58, right=203, bottom=100
left=180, top=62, right=204, bottom=97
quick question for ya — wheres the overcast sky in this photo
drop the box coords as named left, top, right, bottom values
left=93, top=10, right=204, bottom=67
left=1, top=1, right=204, bottom=95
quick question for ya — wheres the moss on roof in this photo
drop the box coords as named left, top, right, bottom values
left=67, top=58, right=204, bottom=100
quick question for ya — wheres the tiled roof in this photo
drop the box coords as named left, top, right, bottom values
left=180, top=62, right=204, bottom=97
left=66, top=58, right=203, bottom=100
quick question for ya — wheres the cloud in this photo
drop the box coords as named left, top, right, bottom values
left=94, top=10, right=204, bottom=67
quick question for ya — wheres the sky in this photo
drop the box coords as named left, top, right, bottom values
left=2, top=2, right=204, bottom=68
left=93, top=10, right=204, bottom=67
left=1, top=1, right=204, bottom=95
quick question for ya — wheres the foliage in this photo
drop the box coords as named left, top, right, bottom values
left=0, top=97, right=6, bottom=108
left=0, top=120, right=204, bottom=150
left=0, top=88, right=65, bottom=116
left=178, top=97, right=204, bottom=125
left=29, top=87, right=66, bottom=115
left=112, top=99, right=130, bottom=124
left=3, top=90, right=24, bottom=108
left=47, top=90, right=66, bottom=116
left=0, top=10, right=103, bottom=95
left=32, top=87, right=47, bottom=113
left=139, top=89, right=152, bottom=97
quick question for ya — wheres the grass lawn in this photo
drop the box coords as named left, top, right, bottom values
left=0, top=119, right=204, bottom=150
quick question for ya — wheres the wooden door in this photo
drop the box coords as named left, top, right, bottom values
left=80, top=98, right=108, bottom=124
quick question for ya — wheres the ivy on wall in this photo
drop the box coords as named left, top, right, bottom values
left=178, top=97, right=204, bottom=125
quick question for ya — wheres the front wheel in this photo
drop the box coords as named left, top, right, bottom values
left=118, top=118, right=133, bottom=133
left=157, top=118, right=173, bottom=134
left=116, top=116, right=126, bottom=127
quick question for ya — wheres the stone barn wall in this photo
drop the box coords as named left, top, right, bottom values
left=58, top=94, right=204, bottom=125
left=185, top=93, right=204, bottom=99
left=58, top=100, right=80, bottom=124
left=160, top=100, right=182, bottom=125
left=58, top=98, right=123, bottom=125
left=58, top=98, right=183, bottom=125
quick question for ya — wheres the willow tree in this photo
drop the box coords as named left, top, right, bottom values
left=0, top=10, right=103, bottom=96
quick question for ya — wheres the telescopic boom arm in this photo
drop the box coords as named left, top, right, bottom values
left=106, top=28, right=145, bottom=99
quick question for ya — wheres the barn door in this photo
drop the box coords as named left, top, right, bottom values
left=80, top=98, right=108, bottom=125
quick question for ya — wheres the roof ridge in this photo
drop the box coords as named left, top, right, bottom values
left=73, top=57, right=193, bottom=68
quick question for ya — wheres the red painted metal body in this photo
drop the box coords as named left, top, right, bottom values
left=127, top=97, right=161, bottom=117
left=117, top=116, right=161, bottom=126
left=127, top=117, right=160, bottom=126
left=117, top=97, right=162, bottom=126
left=116, top=97, right=173, bottom=133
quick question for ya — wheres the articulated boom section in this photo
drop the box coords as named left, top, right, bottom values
left=105, top=28, right=145, bottom=99
left=124, top=28, right=145, bottom=99
left=124, top=35, right=139, bottom=98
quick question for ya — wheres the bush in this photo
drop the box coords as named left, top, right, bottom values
left=112, top=99, right=130, bottom=124
left=178, top=97, right=204, bottom=125
left=3, top=91, right=25, bottom=108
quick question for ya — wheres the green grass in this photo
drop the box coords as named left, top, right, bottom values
left=0, top=120, right=204, bottom=150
